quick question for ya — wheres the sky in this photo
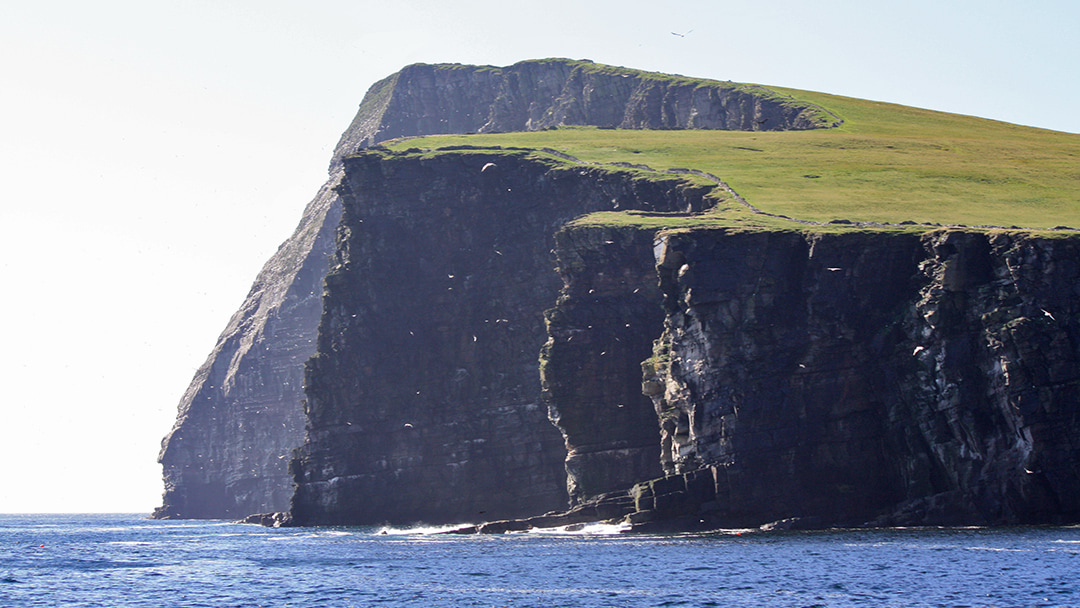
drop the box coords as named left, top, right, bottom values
left=0, top=0, right=1076, bottom=514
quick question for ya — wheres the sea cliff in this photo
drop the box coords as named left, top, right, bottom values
left=623, top=228, right=1080, bottom=529
left=156, top=58, right=818, bottom=520
left=153, top=176, right=341, bottom=519
left=158, top=59, right=1080, bottom=530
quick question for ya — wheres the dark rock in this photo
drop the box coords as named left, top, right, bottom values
left=632, top=228, right=1080, bottom=529
left=238, top=511, right=293, bottom=528
left=158, top=58, right=1080, bottom=533
left=332, top=59, right=836, bottom=157
left=442, top=490, right=637, bottom=534
left=540, top=225, right=670, bottom=504
left=154, top=177, right=343, bottom=519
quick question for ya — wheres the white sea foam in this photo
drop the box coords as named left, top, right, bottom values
left=375, top=523, right=475, bottom=535
left=526, top=521, right=631, bottom=535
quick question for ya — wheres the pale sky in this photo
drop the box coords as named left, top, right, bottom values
left=1, top=0, right=1076, bottom=514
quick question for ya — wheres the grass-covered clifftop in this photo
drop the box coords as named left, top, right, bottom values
left=335, top=59, right=839, bottom=162
left=384, top=87, right=1080, bottom=231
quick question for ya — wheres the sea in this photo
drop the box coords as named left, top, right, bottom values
left=1, top=514, right=1078, bottom=607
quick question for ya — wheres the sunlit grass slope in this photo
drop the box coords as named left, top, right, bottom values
left=385, top=86, right=1080, bottom=231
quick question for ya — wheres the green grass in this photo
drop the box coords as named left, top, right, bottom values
left=383, top=86, right=1080, bottom=232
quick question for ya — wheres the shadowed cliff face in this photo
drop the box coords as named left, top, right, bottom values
left=644, top=229, right=926, bottom=526
left=289, top=149, right=709, bottom=526
left=629, top=229, right=1080, bottom=528
left=154, top=177, right=342, bottom=519
left=901, top=231, right=1080, bottom=524
left=540, top=225, right=670, bottom=504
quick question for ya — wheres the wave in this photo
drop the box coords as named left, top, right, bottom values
left=374, top=523, right=478, bottom=536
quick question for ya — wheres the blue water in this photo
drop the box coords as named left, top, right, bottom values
left=1, top=515, right=1078, bottom=607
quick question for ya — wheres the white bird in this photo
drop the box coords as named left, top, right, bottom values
left=826, top=267, right=842, bottom=272
left=913, top=346, right=925, bottom=355
left=481, top=162, right=497, bottom=172
left=1042, top=308, right=1056, bottom=320
left=404, top=423, right=414, bottom=429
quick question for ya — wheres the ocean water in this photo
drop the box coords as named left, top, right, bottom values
left=1, top=514, right=1078, bottom=607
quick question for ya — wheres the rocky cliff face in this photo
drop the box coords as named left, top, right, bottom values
left=539, top=225, right=671, bottom=504
left=288, top=149, right=708, bottom=525
left=154, top=177, right=342, bottom=519
left=332, top=58, right=838, bottom=156
left=900, top=231, right=1080, bottom=524
left=156, top=58, right=820, bottom=520
left=626, top=228, right=1080, bottom=528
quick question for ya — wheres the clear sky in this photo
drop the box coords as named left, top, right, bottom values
left=1, top=0, right=1076, bottom=514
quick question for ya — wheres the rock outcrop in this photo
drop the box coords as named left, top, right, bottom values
left=619, top=228, right=1080, bottom=529
left=156, top=58, right=823, bottom=520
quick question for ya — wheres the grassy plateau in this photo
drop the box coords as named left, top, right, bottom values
left=384, top=82, right=1080, bottom=234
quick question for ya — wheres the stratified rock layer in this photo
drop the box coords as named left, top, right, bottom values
left=288, top=149, right=709, bottom=525
left=333, top=59, right=837, bottom=155
left=900, top=231, right=1080, bottom=524
left=629, top=228, right=1080, bottom=528
left=420, top=226, right=1080, bottom=534
left=540, top=225, right=670, bottom=504
left=154, top=176, right=342, bottom=519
